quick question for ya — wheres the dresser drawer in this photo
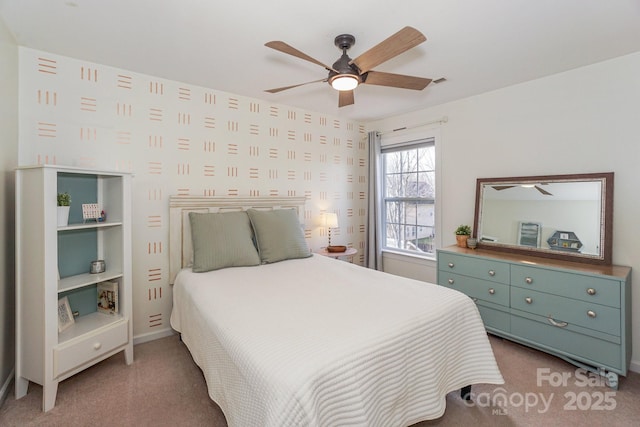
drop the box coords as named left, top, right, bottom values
left=477, top=304, right=510, bottom=333
left=511, top=265, right=621, bottom=308
left=439, top=271, right=510, bottom=307
left=438, top=252, right=510, bottom=284
left=511, top=287, right=620, bottom=336
left=54, top=319, right=128, bottom=378
left=511, top=315, right=623, bottom=372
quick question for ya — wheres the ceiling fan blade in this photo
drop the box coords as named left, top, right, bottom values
left=338, top=90, right=355, bottom=108
left=350, top=26, right=426, bottom=73
left=535, top=185, right=553, bottom=196
left=264, top=79, right=327, bottom=93
left=265, top=41, right=337, bottom=72
left=492, top=185, right=516, bottom=191
left=364, top=71, right=431, bottom=90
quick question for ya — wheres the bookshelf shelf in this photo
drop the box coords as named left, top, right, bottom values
left=58, top=271, right=123, bottom=293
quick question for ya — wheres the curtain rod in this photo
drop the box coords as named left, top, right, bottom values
left=378, top=116, right=448, bottom=136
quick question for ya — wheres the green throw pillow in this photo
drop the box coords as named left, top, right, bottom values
left=247, top=208, right=311, bottom=263
left=189, top=211, right=260, bottom=272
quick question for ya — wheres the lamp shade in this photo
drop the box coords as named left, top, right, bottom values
left=324, top=212, right=338, bottom=228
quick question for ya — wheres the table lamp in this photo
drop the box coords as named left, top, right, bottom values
left=324, top=212, right=345, bottom=252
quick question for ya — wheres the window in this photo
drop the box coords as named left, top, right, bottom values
left=382, top=139, right=435, bottom=256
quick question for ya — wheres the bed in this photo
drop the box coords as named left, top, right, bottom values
left=168, top=196, right=503, bottom=426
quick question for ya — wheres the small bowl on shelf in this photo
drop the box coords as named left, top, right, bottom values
left=327, top=245, right=347, bottom=253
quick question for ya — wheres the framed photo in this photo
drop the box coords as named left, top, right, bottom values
left=58, top=296, right=75, bottom=333
left=97, top=281, right=119, bottom=315
left=518, top=221, right=542, bottom=248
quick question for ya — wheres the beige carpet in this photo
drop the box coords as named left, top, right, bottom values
left=1, top=334, right=638, bottom=426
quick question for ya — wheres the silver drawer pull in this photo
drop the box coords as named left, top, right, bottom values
left=472, top=297, right=478, bottom=302
left=525, top=297, right=532, bottom=304
left=547, top=316, right=568, bottom=328
left=587, top=288, right=597, bottom=296
left=489, top=288, right=495, bottom=295
left=587, top=310, right=597, bottom=318
left=525, top=277, right=533, bottom=284
left=448, top=262, right=454, bottom=268
left=488, top=270, right=495, bottom=276
left=448, top=278, right=454, bottom=285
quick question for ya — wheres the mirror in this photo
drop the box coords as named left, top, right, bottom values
left=473, top=172, right=613, bottom=265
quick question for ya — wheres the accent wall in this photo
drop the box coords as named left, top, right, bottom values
left=17, top=47, right=367, bottom=342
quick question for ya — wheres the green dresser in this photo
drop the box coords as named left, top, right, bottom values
left=437, top=246, right=631, bottom=389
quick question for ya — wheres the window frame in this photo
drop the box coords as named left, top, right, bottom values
left=380, top=137, right=436, bottom=258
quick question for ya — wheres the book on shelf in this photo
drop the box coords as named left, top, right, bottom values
left=97, top=281, right=118, bottom=315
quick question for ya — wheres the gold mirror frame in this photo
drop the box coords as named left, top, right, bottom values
left=473, top=172, right=613, bottom=265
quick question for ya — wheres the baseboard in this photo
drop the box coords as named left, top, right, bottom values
left=0, top=368, right=15, bottom=408
left=133, top=327, right=176, bottom=345
left=629, top=359, right=640, bottom=374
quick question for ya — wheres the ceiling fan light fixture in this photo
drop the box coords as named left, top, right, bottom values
left=264, top=27, right=429, bottom=106
left=329, top=74, right=360, bottom=91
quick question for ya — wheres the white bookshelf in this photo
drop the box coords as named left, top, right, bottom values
left=15, top=165, right=133, bottom=412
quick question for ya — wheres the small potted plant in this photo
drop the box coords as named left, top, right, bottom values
left=57, top=192, right=71, bottom=227
left=455, top=224, right=472, bottom=248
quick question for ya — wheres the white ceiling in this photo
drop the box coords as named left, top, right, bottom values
left=2, top=0, right=640, bottom=122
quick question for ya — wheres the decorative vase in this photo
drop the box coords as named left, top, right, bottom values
left=456, top=234, right=469, bottom=248
left=467, top=237, right=478, bottom=249
left=57, top=206, right=70, bottom=227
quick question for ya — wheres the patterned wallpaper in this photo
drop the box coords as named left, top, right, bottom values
left=18, top=47, right=367, bottom=340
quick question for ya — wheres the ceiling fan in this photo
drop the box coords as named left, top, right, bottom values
left=264, top=26, right=432, bottom=107
left=492, top=184, right=553, bottom=196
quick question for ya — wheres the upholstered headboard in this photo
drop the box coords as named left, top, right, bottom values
left=168, top=196, right=307, bottom=284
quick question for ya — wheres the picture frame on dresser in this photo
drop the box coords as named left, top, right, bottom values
left=517, top=221, right=542, bottom=248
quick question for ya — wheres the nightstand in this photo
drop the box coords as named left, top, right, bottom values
left=316, top=247, right=358, bottom=262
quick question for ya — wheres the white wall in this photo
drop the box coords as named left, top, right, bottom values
left=368, top=52, right=640, bottom=372
left=0, top=16, right=18, bottom=404
left=17, top=48, right=367, bottom=343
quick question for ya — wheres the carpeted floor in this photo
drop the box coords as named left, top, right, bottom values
left=1, top=334, right=638, bottom=426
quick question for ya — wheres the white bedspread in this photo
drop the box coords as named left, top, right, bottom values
left=170, top=254, right=503, bottom=426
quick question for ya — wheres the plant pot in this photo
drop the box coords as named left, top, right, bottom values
left=456, top=234, right=469, bottom=248
left=57, top=206, right=70, bottom=227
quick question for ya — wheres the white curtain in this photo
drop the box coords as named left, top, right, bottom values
left=366, top=131, right=383, bottom=270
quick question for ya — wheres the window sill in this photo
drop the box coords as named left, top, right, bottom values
left=382, top=248, right=436, bottom=263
